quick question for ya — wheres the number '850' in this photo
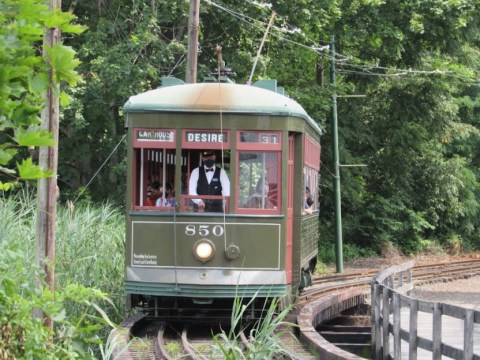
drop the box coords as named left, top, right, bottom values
left=185, top=224, right=224, bottom=237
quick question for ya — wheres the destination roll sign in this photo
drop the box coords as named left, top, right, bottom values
left=185, top=131, right=227, bottom=143
left=136, top=129, right=175, bottom=142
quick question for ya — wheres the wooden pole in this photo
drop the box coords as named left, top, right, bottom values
left=35, top=0, right=61, bottom=330
left=186, top=0, right=199, bottom=83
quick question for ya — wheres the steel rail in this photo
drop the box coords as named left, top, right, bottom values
left=112, top=258, right=480, bottom=359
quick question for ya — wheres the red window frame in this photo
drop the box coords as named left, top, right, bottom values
left=235, top=131, right=282, bottom=215
left=132, top=128, right=177, bottom=210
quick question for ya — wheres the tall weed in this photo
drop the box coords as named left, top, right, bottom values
left=0, top=194, right=126, bottom=358
left=212, top=294, right=295, bottom=359
left=55, top=201, right=126, bottom=322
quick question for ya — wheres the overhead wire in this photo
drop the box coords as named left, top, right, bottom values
left=204, top=0, right=480, bottom=85
left=73, top=134, right=127, bottom=204
left=336, top=63, right=480, bottom=85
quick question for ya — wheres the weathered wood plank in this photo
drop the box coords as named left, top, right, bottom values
left=409, top=299, right=418, bottom=359
left=373, top=262, right=480, bottom=359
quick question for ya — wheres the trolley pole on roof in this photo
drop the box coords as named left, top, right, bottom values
left=330, top=35, right=344, bottom=273
left=186, top=0, right=199, bottom=83
left=247, top=11, right=276, bottom=85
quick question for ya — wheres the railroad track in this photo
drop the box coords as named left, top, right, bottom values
left=111, top=315, right=272, bottom=360
left=111, top=259, right=480, bottom=359
left=299, top=258, right=480, bottom=304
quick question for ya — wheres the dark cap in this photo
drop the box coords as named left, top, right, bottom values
left=201, top=150, right=215, bottom=157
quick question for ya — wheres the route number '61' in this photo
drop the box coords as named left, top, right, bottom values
left=185, top=224, right=224, bottom=237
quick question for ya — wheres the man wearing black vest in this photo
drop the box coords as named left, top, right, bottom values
left=188, top=150, right=230, bottom=212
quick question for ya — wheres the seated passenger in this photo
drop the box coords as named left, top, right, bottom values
left=246, top=179, right=274, bottom=209
left=189, top=150, right=230, bottom=212
left=156, top=182, right=175, bottom=207
left=146, top=181, right=161, bottom=206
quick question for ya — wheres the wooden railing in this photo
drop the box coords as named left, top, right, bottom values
left=371, top=261, right=480, bottom=359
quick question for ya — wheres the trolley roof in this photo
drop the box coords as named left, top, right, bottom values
left=124, top=81, right=322, bottom=135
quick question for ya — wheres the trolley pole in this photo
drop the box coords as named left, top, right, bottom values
left=330, top=35, right=344, bottom=273
left=186, top=0, right=199, bottom=83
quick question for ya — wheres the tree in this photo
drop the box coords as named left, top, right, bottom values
left=56, top=0, right=480, bottom=255
left=319, top=0, right=480, bottom=254
left=0, top=0, right=84, bottom=190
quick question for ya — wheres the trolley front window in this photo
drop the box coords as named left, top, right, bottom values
left=132, top=128, right=177, bottom=210
left=236, top=131, right=281, bottom=214
left=179, top=129, right=231, bottom=213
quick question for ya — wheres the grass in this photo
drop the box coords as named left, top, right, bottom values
left=164, top=340, right=183, bottom=358
left=1, top=192, right=309, bottom=358
left=314, top=261, right=333, bottom=276
left=211, top=294, right=295, bottom=359
left=54, top=200, right=126, bottom=322
left=1, top=192, right=127, bottom=357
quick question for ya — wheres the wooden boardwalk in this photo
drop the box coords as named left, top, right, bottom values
left=372, top=264, right=480, bottom=359
left=391, top=304, right=480, bottom=359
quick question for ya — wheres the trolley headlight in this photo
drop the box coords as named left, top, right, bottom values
left=193, top=240, right=215, bottom=263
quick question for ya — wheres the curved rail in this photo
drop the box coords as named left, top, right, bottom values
left=295, top=258, right=480, bottom=360
left=297, top=289, right=367, bottom=360
left=155, top=323, right=174, bottom=360
left=111, top=259, right=480, bottom=359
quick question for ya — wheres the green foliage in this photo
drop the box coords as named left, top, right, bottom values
left=18, top=158, right=54, bottom=179
left=0, top=197, right=120, bottom=359
left=52, top=0, right=480, bottom=255
left=0, top=0, right=84, bottom=189
left=44, top=43, right=83, bottom=86
left=55, top=201, right=126, bottom=321
left=212, top=295, right=294, bottom=359
left=319, top=0, right=480, bottom=254
left=0, top=194, right=126, bottom=357
left=317, top=239, right=377, bottom=264
left=14, top=126, right=55, bottom=147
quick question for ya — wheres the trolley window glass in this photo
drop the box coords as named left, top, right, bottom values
left=132, top=128, right=177, bottom=211
left=303, top=135, right=321, bottom=214
left=236, top=131, right=281, bottom=214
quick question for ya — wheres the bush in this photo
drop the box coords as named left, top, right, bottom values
left=0, top=194, right=125, bottom=358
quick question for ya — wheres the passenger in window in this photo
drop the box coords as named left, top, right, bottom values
left=181, top=173, right=188, bottom=195
left=146, top=181, right=161, bottom=206
left=189, top=150, right=230, bottom=212
left=156, top=182, right=175, bottom=207
left=303, top=186, right=314, bottom=215
left=246, top=178, right=274, bottom=209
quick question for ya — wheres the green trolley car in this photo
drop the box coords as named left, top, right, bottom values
left=124, top=74, right=322, bottom=314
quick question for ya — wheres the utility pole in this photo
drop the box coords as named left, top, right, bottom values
left=36, top=0, right=61, bottom=329
left=330, top=35, right=344, bottom=273
left=186, top=0, right=199, bottom=83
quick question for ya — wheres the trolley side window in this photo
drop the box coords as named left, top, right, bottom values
left=132, top=128, right=177, bottom=210
left=303, top=135, right=321, bottom=213
left=236, top=131, right=281, bottom=214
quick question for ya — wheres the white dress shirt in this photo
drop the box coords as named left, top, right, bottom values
left=188, top=165, right=230, bottom=204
